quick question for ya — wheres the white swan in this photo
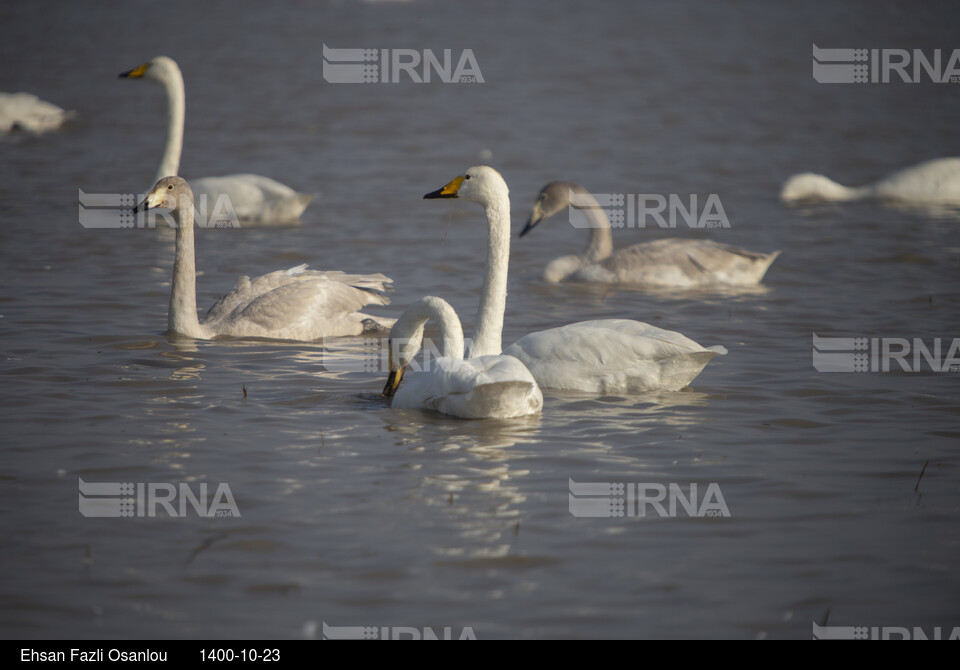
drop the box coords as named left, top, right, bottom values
left=0, top=92, right=73, bottom=135
left=120, top=56, right=314, bottom=224
left=135, top=176, right=393, bottom=340
left=424, top=166, right=726, bottom=394
left=780, top=158, right=960, bottom=206
left=381, top=296, right=542, bottom=419
left=519, top=181, right=781, bottom=287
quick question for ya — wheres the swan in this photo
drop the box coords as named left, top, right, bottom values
left=0, top=92, right=74, bottom=135
left=381, top=296, right=542, bottom=419
left=134, top=176, right=393, bottom=340
left=519, top=181, right=781, bottom=287
left=780, top=158, right=960, bottom=206
left=424, top=166, right=726, bottom=394
left=120, top=56, right=314, bottom=224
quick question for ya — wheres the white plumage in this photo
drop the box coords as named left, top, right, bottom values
left=136, top=176, right=393, bottom=340
left=382, top=296, right=542, bottom=419
left=121, top=56, right=314, bottom=224
left=504, top=320, right=726, bottom=394
left=0, top=92, right=73, bottom=135
left=424, top=166, right=726, bottom=394
left=780, top=158, right=960, bottom=206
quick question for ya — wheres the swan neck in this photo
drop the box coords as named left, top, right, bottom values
left=437, top=313, right=465, bottom=362
left=846, top=185, right=873, bottom=201
left=819, top=177, right=870, bottom=202
left=168, top=207, right=203, bottom=337
left=578, top=193, right=614, bottom=262
left=156, top=68, right=185, bottom=184
left=472, top=197, right=510, bottom=357
left=392, top=297, right=465, bottom=365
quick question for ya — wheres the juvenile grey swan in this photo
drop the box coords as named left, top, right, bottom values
left=520, top=181, right=780, bottom=287
left=135, top=176, right=393, bottom=340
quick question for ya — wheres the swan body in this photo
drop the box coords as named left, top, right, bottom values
left=504, top=320, right=726, bottom=394
left=135, top=176, right=393, bottom=340
left=121, top=56, right=314, bottom=223
left=0, top=92, right=73, bottom=134
left=424, top=166, right=726, bottom=393
left=520, top=182, right=780, bottom=287
left=780, top=158, right=960, bottom=205
left=381, top=296, right=542, bottom=419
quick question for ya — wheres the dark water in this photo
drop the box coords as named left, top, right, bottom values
left=1, top=0, right=958, bottom=640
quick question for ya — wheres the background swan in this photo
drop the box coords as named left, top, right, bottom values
left=424, top=166, right=726, bottom=394
left=121, top=56, right=314, bottom=224
left=0, top=92, right=74, bottom=135
left=135, top=177, right=393, bottom=340
left=520, top=181, right=781, bottom=287
left=780, top=157, right=960, bottom=206
left=381, top=296, right=542, bottom=419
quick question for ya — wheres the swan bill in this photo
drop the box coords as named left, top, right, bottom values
left=119, top=63, right=150, bottom=79
left=519, top=201, right=545, bottom=238
left=133, top=190, right=160, bottom=213
left=381, top=366, right=407, bottom=398
left=424, top=176, right=464, bottom=199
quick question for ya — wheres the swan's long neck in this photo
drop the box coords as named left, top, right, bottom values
left=393, top=296, right=465, bottom=365
left=784, top=174, right=872, bottom=202
left=155, top=69, right=185, bottom=184
left=168, top=204, right=204, bottom=338
left=471, top=195, right=511, bottom=357
left=576, top=191, right=614, bottom=262
left=823, top=179, right=871, bottom=201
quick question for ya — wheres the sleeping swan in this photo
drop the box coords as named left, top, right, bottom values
left=0, top=92, right=74, bottom=135
left=781, top=158, right=960, bottom=206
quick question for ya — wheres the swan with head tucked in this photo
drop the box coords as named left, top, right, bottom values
left=780, top=158, right=960, bottom=206
left=120, top=56, right=314, bottom=224
left=424, top=166, right=727, bottom=394
left=0, top=92, right=74, bottom=135
left=381, top=296, right=542, bottom=419
left=134, top=176, right=393, bottom=340
left=519, top=181, right=780, bottom=287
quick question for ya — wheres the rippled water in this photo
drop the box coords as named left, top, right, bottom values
left=1, top=0, right=959, bottom=640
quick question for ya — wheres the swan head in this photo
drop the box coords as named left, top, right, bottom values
left=424, top=165, right=508, bottom=207
left=382, top=321, right=428, bottom=398
left=134, top=176, right=195, bottom=216
left=780, top=173, right=854, bottom=202
left=518, top=181, right=590, bottom=237
left=119, top=56, right=183, bottom=87
left=381, top=296, right=464, bottom=398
